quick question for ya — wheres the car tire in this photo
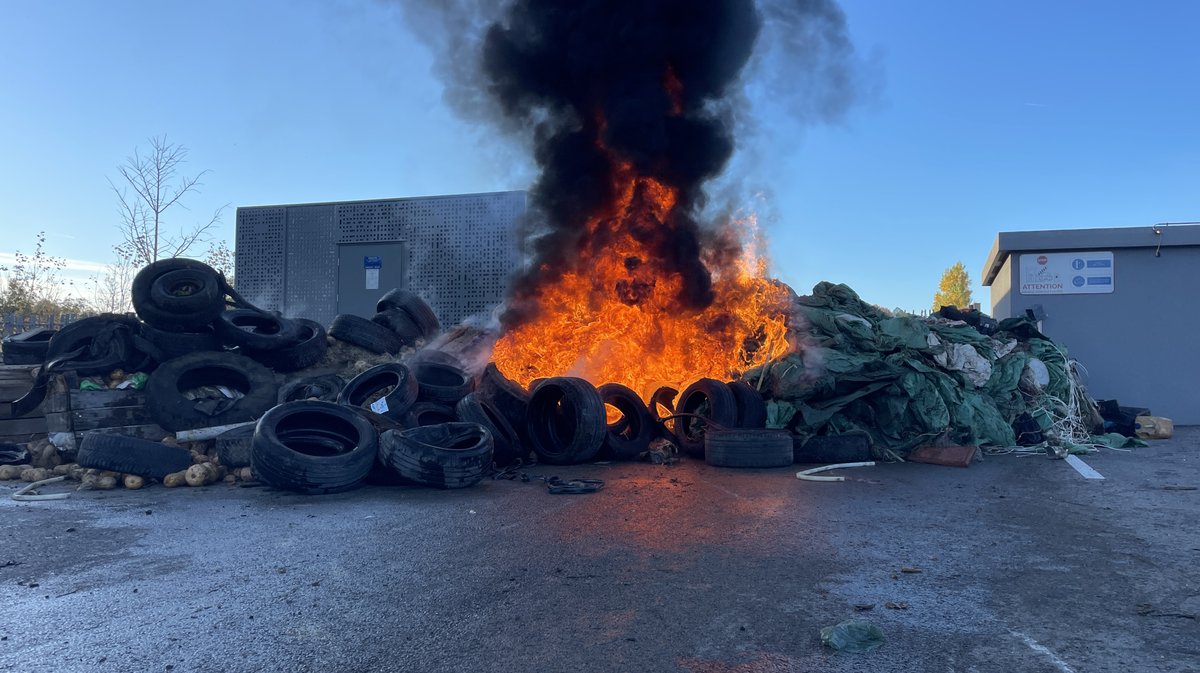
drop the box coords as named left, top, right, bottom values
left=412, top=361, right=473, bottom=405
left=2, top=327, right=56, bottom=365
left=328, top=314, right=402, bottom=354
left=242, top=318, right=329, bottom=372
left=214, top=309, right=303, bottom=351
left=727, top=381, right=768, bottom=428
left=704, top=428, right=794, bottom=468
left=378, top=422, right=493, bottom=489
left=145, top=351, right=279, bottom=431
left=371, top=309, right=423, bottom=345
left=278, top=374, right=345, bottom=404
left=455, top=392, right=522, bottom=465
left=337, top=363, right=418, bottom=421
left=526, top=376, right=606, bottom=465
left=132, top=258, right=226, bottom=331
left=77, top=431, right=192, bottom=479
left=140, top=322, right=221, bottom=362
left=598, top=383, right=654, bottom=460
left=251, top=401, right=377, bottom=494
left=674, top=378, right=738, bottom=458
left=375, top=289, right=440, bottom=339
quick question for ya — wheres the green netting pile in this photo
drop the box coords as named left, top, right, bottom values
left=746, top=282, right=1139, bottom=458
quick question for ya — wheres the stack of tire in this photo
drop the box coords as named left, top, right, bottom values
left=130, top=259, right=305, bottom=432
left=666, top=377, right=792, bottom=468
left=327, top=289, right=441, bottom=355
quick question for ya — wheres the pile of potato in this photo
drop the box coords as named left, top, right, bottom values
left=0, top=435, right=255, bottom=490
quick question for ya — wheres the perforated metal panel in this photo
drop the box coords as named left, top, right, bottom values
left=235, top=191, right=526, bottom=327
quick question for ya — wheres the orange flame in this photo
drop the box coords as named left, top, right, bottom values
left=492, top=159, right=790, bottom=398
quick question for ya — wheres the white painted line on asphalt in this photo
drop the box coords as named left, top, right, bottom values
left=1065, top=455, right=1105, bottom=480
left=1011, top=631, right=1078, bottom=673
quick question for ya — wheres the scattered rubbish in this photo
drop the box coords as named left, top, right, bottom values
left=1162, top=485, right=1197, bottom=491
left=899, top=567, right=923, bottom=574
left=884, top=601, right=908, bottom=610
left=907, top=443, right=977, bottom=468
left=546, top=477, right=604, bottom=494
left=796, top=461, right=876, bottom=482
left=1134, top=416, right=1173, bottom=440
left=852, top=604, right=874, bottom=611
left=819, top=619, right=884, bottom=653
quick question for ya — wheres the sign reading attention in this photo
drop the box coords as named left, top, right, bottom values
left=1019, top=252, right=1114, bottom=295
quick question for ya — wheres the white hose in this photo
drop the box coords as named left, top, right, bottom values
left=796, top=461, right=876, bottom=482
left=12, top=475, right=70, bottom=501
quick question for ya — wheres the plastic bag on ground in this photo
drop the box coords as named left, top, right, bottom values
left=820, top=619, right=884, bottom=652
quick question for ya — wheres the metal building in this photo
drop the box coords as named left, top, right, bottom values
left=235, top=191, right=526, bottom=328
left=982, top=224, right=1200, bottom=424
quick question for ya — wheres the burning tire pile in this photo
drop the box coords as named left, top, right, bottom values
left=0, top=257, right=784, bottom=500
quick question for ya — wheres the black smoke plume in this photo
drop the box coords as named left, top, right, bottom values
left=401, top=0, right=870, bottom=328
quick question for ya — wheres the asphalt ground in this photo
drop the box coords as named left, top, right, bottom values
left=1, top=428, right=1197, bottom=673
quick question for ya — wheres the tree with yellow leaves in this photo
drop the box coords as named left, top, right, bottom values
left=933, top=261, right=972, bottom=311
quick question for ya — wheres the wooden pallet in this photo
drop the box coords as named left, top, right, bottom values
left=43, top=374, right=167, bottom=445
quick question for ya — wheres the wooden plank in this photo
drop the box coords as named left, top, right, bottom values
left=71, top=405, right=157, bottom=431
left=63, top=389, right=146, bottom=411
left=0, top=364, right=39, bottom=382
left=0, top=416, right=48, bottom=436
left=76, top=424, right=167, bottom=443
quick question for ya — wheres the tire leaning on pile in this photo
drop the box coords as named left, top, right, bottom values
left=336, top=363, right=418, bottom=421
left=375, top=289, right=440, bottom=339
left=597, top=383, right=655, bottom=460
left=251, top=401, right=378, bottom=494
left=673, top=378, right=739, bottom=458
left=145, top=351, right=279, bottom=432
left=328, top=314, right=403, bottom=355
left=526, top=377, right=606, bottom=465
left=77, top=432, right=192, bottom=479
left=241, top=318, right=329, bottom=372
left=455, top=392, right=522, bottom=465
left=378, top=422, right=493, bottom=489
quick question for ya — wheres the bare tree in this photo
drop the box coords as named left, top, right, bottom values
left=0, top=232, right=88, bottom=316
left=109, top=136, right=228, bottom=264
left=87, top=254, right=137, bottom=314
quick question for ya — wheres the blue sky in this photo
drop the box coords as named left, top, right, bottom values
left=1, top=0, right=1196, bottom=312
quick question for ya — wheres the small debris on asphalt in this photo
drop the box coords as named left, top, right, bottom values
left=853, top=604, right=875, bottom=611
left=900, top=566, right=923, bottom=574
left=885, top=601, right=909, bottom=610
left=65, top=527, right=76, bottom=532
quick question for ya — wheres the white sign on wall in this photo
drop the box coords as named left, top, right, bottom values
left=1019, top=252, right=1114, bottom=295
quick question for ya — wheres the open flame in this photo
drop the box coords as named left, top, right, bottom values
left=492, top=153, right=791, bottom=397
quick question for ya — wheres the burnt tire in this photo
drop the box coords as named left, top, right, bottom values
left=214, top=309, right=303, bottom=351
left=727, top=381, right=768, bottom=429
left=278, top=374, right=345, bottom=404
left=527, top=376, right=606, bottom=465
left=2, top=327, right=56, bottom=364
left=598, top=383, right=654, bottom=460
left=478, top=363, right=530, bottom=431
left=215, top=424, right=256, bottom=468
left=45, top=314, right=150, bottom=376
left=328, top=314, right=402, bottom=354
left=412, top=361, right=473, bottom=405
left=251, top=401, right=377, bottom=494
left=375, top=289, right=440, bottom=339
left=371, top=309, right=423, bottom=344
left=674, top=378, right=738, bottom=458
left=337, top=363, right=418, bottom=421
left=132, top=258, right=226, bottom=331
left=704, top=428, right=794, bottom=468
left=140, top=322, right=221, bottom=361
left=455, top=392, right=521, bottom=465
left=378, top=422, right=493, bottom=489
left=407, top=349, right=463, bottom=368
left=76, top=431, right=192, bottom=479
left=403, top=402, right=458, bottom=428
left=242, top=318, right=329, bottom=372
left=145, top=351, right=279, bottom=432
